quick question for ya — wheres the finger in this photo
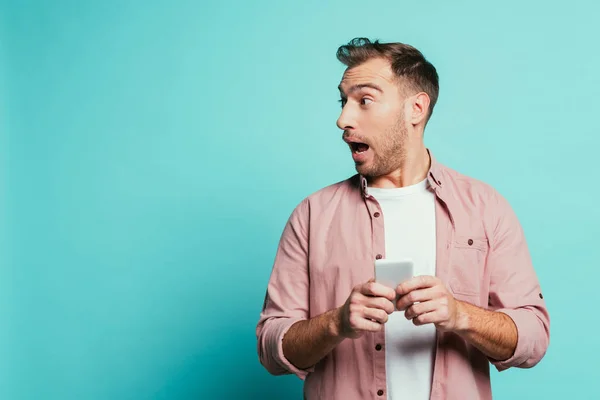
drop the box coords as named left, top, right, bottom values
left=412, top=311, right=439, bottom=326
left=404, top=299, right=439, bottom=320
left=360, top=281, right=396, bottom=301
left=365, top=296, right=395, bottom=314
left=396, top=287, right=440, bottom=311
left=363, top=307, right=389, bottom=324
left=396, top=275, right=439, bottom=296
left=351, top=314, right=384, bottom=332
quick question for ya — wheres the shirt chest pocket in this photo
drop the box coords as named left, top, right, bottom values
left=448, top=235, right=488, bottom=301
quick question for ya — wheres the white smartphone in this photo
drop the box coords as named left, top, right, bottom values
left=374, top=258, right=414, bottom=310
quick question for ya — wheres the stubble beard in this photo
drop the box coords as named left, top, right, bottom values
left=356, top=115, right=408, bottom=178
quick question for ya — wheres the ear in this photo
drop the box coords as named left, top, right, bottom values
left=408, top=92, right=431, bottom=125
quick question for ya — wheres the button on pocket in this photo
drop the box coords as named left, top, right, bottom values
left=454, top=236, right=487, bottom=251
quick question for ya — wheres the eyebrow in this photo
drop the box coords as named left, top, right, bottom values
left=338, top=83, right=383, bottom=96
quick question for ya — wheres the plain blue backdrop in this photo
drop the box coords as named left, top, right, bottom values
left=2, top=0, right=598, bottom=398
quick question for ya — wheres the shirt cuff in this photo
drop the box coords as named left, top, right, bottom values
left=490, top=308, right=534, bottom=371
left=268, top=317, right=315, bottom=380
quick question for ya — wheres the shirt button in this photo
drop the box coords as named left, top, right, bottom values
left=375, top=344, right=382, bottom=351
left=377, top=389, right=384, bottom=396
left=374, top=212, right=381, bottom=218
left=376, top=254, right=383, bottom=260
left=539, top=293, right=543, bottom=299
left=468, top=239, right=474, bottom=246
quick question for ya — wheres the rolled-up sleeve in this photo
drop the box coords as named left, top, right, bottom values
left=256, top=198, right=314, bottom=380
left=487, top=191, right=550, bottom=372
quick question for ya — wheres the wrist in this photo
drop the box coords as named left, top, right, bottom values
left=453, top=300, right=471, bottom=333
left=328, top=307, right=344, bottom=339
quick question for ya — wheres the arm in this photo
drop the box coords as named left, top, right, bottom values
left=281, top=309, right=344, bottom=370
left=397, top=276, right=518, bottom=361
left=256, top=199, right=396, bottom=377
left=453, top=300, right=518, bottom=361
left=484, top=191, right=550, bottom=370
left=283, top=281, right=396, bottom=370
left=256, top=199, right=313, bottom=378
left=397, top=192, right=550, bottom=370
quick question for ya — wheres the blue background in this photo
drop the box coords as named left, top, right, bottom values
left=2, top=0, right=597, bottom=398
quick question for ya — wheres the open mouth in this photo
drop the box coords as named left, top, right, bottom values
left=350, top=142, right=370, bottom=154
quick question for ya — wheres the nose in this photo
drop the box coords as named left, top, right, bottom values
left=336, top=106, right=355, bottom=131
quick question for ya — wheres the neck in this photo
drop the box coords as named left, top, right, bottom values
left=368, top=142, right=430, bottom=188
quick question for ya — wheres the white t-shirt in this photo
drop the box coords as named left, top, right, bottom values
left=368, top=178, right=437, bottom=400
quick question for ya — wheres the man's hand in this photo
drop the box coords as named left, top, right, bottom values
left=282, top=280, right=395, bottom=371
left=396, top=275, right=466, bottom=332
left=336, top=280, right=396, bottom=339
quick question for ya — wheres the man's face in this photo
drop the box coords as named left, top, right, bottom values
left=337, top=57, right=408, bottom=178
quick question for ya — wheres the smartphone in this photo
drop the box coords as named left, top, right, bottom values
left=375, top=258, right=414, bottom=310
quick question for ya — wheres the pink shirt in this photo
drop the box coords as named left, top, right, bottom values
left=256, top=151, right=550, bottom=400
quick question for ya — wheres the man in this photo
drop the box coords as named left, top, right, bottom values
left=256, top=38, right=550, bottom=400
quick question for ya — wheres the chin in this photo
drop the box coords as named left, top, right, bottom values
left=355, top=163, right=373, bottom=177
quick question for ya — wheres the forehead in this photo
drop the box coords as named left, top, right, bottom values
left=338, top=57, right=396, bottom=92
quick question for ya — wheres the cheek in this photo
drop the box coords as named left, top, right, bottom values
left=369, top=120, right=395, bottom=148
left=364, top=115, right=389, bottom=139
left=373, top=107, right=401, bottom=130
left=361, top=104, right=402, bottom=147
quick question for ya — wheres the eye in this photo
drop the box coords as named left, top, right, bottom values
left=339, top=98, right=347, bottom=107
left=361, top=97, right=373, bottom=105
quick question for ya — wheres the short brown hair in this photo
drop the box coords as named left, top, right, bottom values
left=336, top=37, right=439, bottom=121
